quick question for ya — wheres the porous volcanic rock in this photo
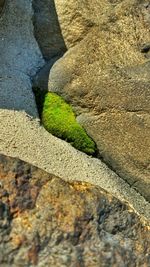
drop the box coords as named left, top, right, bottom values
left=49, top=0, right=150, bottom=200
left=0, top=154, right=150, bottom=267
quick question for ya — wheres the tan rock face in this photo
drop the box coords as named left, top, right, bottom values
left=0, top=154, right=150, bottom=266
left=49, top=0, right=150, bottom=200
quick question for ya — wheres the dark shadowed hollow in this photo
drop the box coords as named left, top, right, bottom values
left=32, top=0, right=67, bottom=60
left=0, top=0, right=6, bottom=16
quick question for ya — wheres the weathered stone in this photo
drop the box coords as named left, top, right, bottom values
left=32, top=56, right=60, bottom=90
left=0, top=154, right=150, bottom=266
left=0, top=0, right=44, bottom=116
left=49, top=0, right=150, bottom=200
left=77, top=111, right=150, bottom=200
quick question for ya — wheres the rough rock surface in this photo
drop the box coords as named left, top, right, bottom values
left=49, top=0, right=150, bottom=200
left=0, top=0, right=44, bottom=116
left=1, top=109, right=150, bottom=223
left=0, top=154, right=150, bottom=267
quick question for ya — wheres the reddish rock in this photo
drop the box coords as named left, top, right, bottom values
left=0, top=154, right=150, bottom=266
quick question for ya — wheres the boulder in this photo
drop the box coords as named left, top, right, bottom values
left=0, top=0, right=44, bottom=117
left=0, top=154, right=150, bottom=266
left=49, top=0, right=150, bottom=200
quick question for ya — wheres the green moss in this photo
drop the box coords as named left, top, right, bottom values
left=33, top=89, right=96, bottom=155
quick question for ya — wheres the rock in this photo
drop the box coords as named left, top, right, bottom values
left=0, top=0, right=44, bottom=117
left=54, top=0, right=109, bottom=48
left=77, top=111, right=150, bottom=200
left=49, top=0, right=150, bottom=200
left=32, top=0, right=67, bottom=60
left=0, top=154, right=150, bottom=266
left=32, top=56, right=60, bottom=90
left=1, top=109, right=150, bottom=223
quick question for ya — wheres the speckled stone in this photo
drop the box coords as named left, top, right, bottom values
left=0, top=154, right=150, bottom=266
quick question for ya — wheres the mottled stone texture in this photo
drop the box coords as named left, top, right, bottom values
left=0, top=154, right=150, bottom=266
left=49, top=0, right=150, bottom=201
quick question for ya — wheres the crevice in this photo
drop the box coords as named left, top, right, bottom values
left=96, top=151, right=150, bottom=203
left=0, top=0, right=7, bottom=18
left=32, top=0, right=67, bottom=61
left=90, top=107, right=150, bottom=117
left=121, top=109, right=150, bottom=115
left=141, top=43, right=150, bottom=53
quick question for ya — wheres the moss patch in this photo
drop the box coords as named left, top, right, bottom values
left=33, top=88, right=96, bottom=155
